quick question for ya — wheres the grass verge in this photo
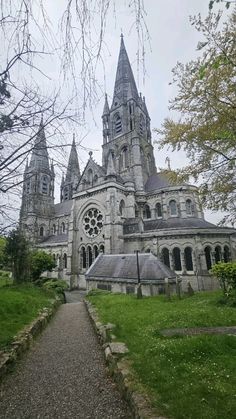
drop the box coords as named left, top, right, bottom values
left=0, top=283, right=55, bottom=350
left=87, top=290, right=236, bottom=419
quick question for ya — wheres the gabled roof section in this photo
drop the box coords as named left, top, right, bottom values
left=86, top=253, right=176, bottom=281
left=145, top=173, right=172, bottom=192
left=111, top=35, right=139, bottom=108
left=77, top=153, right=106, bottom=189
left=54, top=200, right=73, bottom=216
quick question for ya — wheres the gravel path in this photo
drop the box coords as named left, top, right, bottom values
left=0, top=302, right=131, bottom=419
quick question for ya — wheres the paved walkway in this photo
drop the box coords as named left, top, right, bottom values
left=0, top=296, right=131, bottom=419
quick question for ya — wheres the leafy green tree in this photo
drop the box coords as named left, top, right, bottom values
left=211, top=262, right=236, bottom=304
left=156, top=11, right=236, bottom=224
left=0, top=236, right=6, bottom=268
left=5, top=229, right=30, bottom=282
left=30, top=251, right=56, bottom=282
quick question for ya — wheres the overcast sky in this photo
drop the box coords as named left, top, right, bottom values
left=2, top=0, right=230, bottom=226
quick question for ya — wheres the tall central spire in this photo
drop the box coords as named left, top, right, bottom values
left=111, top=35, right=139, bottom=108
left=29, top=117, right=50, bottom=171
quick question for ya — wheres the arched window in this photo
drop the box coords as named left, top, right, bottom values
left=64, top=186, right=69, bottom=201
left=63, top=253, right=67, bottom=269
left=26, top=181, right=30, bottom=194
left=99, top=244, right=105, bottom=253
left=81, top=246, right=86, bottom=269
left=205, top=246, right=212, bottom=270
left=61, top=222, right=65, bottom=234
left=88, top=246, right=93, bottom=267
left=215, top=246, right=221, bottom=263
left=52, top=224, right=56, bottom=235
left=155, top=203, right=162, bottom=218
left=39, top=226, right=44, bottom=237
left=120, top=146, right=128, bottom=170
left=186, top=199, right=194, bottom=215
left=184, top=247, right=193, bottom=271
left=115, top=114, right=122, bottom=134
left=42, top=176, right=48, bottom=194
left=135, top=204, right=139, bottom=218
left=162, top=248, right=170, bottom=268
left=93, top=174, right=98, bottom=184
left=88, top=169, right=93, bottom=185
left=173, top=247, right=182, bottom=271
left=94, top=245, right=99, bottom=259
left=143, top=204, right=151, bottom=219
left=169, top=200, right=177, bottom=216
left=224, top=245, right=230, bottom=263
left=119, top=200, right=125, bottom=216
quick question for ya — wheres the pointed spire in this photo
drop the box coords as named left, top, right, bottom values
left=102, top=93, right=110, bottom=116
left=65, top=134, right=80, bottom=182
left=112, top=35, right=139, bottom=108
left=106, top=151, right=116, bottom=177
left=29, top=117, right=50, bottom=171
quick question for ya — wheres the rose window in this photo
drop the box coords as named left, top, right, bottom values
left=83, top=208, right=103, bottom=238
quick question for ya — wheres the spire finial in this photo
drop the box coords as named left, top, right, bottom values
left=89, top=151, right=93, bottom=158
left=72, top=133, right=76, bottom=145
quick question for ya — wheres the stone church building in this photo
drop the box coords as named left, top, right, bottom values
left=20, top=36, right=236, bottom=292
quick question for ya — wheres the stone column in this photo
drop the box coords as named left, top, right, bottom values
left=180, top=250, right=187, bottom=274
left=169, top=251, right=174, bottom=271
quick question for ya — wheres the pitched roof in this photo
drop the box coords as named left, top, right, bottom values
left=54, top=200, right=73, bottom=216
left=145, top=173, right=172, bottom=192
left=39, top=234, right=68, bottom=244
left=86, top=253, right=176, bottom=281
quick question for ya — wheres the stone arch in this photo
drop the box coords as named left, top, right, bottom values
left=143, top=204, right=151, bottom=219
left=61, top=222, right=65, bottom=234
left=39, top=226, right=44, bottom=237
left=161, top=247, right=170, bottom=268
left=223, top=245, right=230, bottom=262
left=99, top=244, right=105, bottom=253
left=215, top=245, right=222, bottom=263
left=87, top=245, right=93, bottom=267
left=184, top=247, right=193, bottom=271
left=41, top=175, right=49, bottom=194
left=52, top=224, right=56, bottom=235
left=80, top=246, right=86, bottom=269
left=173, top=247, right=182, bottom=271
left=114, top=113, right=122, bottom=135
left=87, top=169, right=93, bottom=185
left=135, top=204, right=139, bottom=218
left=169, top=199, right=177, bottom=216
left=186, top=199, right=194, bottom=215
left=94, top=245, right=99, bottom=259
left=204, top=246, right=212, bottom=270
left=119, top=199, right=125, bottom=216
left=63, top=253, right=67, bottom=269
left=155, top=202, right=162, bottom=218
left=119, top=146, right=128, bottom=170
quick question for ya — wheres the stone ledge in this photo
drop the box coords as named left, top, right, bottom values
left=85, top=299, right=167, bottom=419
left=0, top=297, right=62, bottom=382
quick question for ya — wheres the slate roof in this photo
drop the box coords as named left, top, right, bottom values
left=86, top=253, right=176, bottom=282
left=54, top=200, right=73, bottom=216
left=39, top=234, right=68, bottom=244
left=145, top=173, right=172, bottom=192
left=144, top=217, right=218, bottom=231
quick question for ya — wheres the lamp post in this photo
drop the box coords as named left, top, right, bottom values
left=136, top=250, right=142, bottom=299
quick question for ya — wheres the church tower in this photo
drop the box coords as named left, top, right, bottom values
left=60, top=134, right=80, bottom=202
left=20, top=118, right=55, bottom=239
left=102, top=34, right=156, bottom=191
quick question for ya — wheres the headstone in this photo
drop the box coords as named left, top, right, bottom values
left=187, top=281, right=194, bottom=296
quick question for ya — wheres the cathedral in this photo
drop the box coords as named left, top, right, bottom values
left=20, top=36, right=236, bottom=292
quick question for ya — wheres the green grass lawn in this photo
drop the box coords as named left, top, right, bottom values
left=0, top=283, right=55, bottom=350
left=87, top=291, right=236, bottom=419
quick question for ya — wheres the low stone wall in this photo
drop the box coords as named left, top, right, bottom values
left=0, top=297, right=61, bottom=382
left=85, top=299, right=166, bottom=419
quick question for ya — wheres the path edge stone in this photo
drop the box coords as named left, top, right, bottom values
left=0, top=296, right=62, bottom=382
left=84, top=299, right=167, bottom=419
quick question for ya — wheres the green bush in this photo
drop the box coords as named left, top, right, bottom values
left=211, top=262, right=236, bottom=305
left=42, top=279, right=69, bottom=296
left=30, top=251, right=56, bottom=281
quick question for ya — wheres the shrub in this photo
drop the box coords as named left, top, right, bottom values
left=42, top=279, right=69, bottom=296
left=211, top=262, right=236, bottom=305
left=30, top=251, right=56, bottom=282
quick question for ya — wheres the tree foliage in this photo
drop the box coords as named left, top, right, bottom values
left=211, top=262, right=236, bottom=304
left=5, top=229, right=31, bottom=282
left=156, top=11, right=236, bottom=224
left=30, top=251, right=56, bottom=282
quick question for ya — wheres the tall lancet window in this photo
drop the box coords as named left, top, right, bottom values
left=139, top=114, right=145, bottom=135
left=120, top=146, right=128, bottom=170
left=41, top=175, right=48, bottom=194
left=114, top=114, right=122, bottom=135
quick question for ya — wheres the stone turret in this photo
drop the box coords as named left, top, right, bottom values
left=20, top=118, right=55, bottom=240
